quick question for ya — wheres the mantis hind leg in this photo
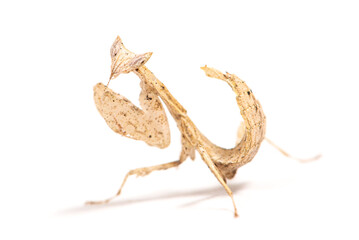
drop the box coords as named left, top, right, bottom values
left=265, top=138, right=321, bottom=162
left=85, top=158, right=186, bottom=205
left=197, top=146, right=239, bottom=217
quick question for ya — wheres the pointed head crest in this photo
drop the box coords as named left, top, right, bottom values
left=109, top=36, right=152, bottom=83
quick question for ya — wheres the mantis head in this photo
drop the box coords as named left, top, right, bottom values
left=109, top=36, right=152, bottom=84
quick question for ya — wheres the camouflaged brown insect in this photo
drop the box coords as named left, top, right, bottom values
left=87, top=36, right=319, bottom=217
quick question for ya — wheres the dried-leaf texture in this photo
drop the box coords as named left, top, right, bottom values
left=90, top=36, right=267, bottom=217
left=93, top=81, right=170, bottom=149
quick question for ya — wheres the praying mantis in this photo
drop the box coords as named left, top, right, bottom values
left=87, top=36, right=319, bottom=217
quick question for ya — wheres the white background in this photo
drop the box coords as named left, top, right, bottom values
left=1, top=0, right=358, bottom=239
